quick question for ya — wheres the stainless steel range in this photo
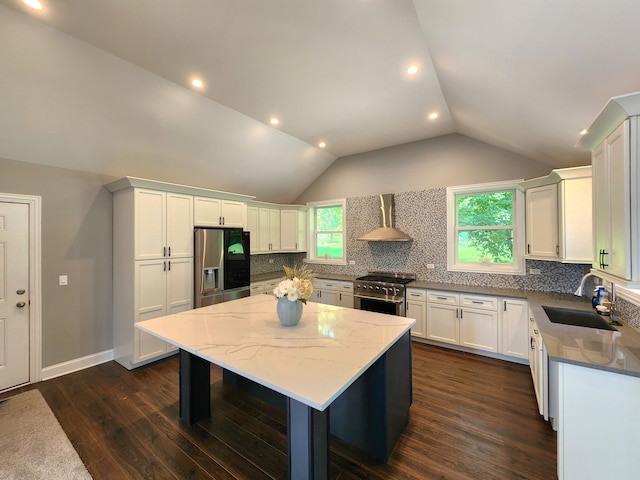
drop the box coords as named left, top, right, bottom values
left=354, top=271, right=416, bottom=316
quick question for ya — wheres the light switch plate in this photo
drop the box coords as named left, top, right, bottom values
left=59, top=275, right=68, bottom=286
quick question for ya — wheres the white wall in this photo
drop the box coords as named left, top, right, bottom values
left=295, top=133, right=560, bottom=203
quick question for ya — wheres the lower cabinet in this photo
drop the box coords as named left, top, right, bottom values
left=251, top=278, right=284, bottom=295
left=426, top=290, right=498, bottom=353
left=309, top=279, right=353, bottom=308
left=414, top=289, right=528, bottom=362
left=405, top=288, right=426, bottom=338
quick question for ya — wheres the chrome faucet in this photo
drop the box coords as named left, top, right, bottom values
left=574, top=272, right=596, bottom=296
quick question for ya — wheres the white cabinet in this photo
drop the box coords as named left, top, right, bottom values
left=281, top=208, right=307, bottom=252
left=578, top=93, right=640, bottom=287
left=529, top=312, right=549, bottom=420
left=134, top=189, right=193, bottom=260
left=309, top=279, right=353, bottom=308
left=112, top=186, right=194, bottom=369
left=426, top=290, right=498, bottom=353
left=557, top=362, right=640, bottom=480
left=458, top=294, right=498, bottom=353
left=499, top=298, right=529, bottom=360
left=592, top=120, right=636, bottom=282
left=405, top=288, right=426, bottom=338
left=426, top=291, right=460, bottom=345
left=135, top=257, right=193, bottom=362
left=250, top=277, right=284, bottom=295
left=522, top=166, right=592, bottom=263
left=337, top=281, right=354, bottom=308
left=525, top=184, right=559, bottom=260
left=247, top=204, right=281, bottom=253
left=193, top=196, right=246, bottom=228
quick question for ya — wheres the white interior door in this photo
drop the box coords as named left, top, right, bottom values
left=0, top=202, right=30, bottom=391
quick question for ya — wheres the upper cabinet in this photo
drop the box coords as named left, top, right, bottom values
left=193, top=196, right=247, bottom=228
left=521, top=166, right=592, bottom=263
left=246, top=203, right=281, bottom=254
left=577, top=93, right=640, bottom=287
left=281, top=207, right=307, bottom=252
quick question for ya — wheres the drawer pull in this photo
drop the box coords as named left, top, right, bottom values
left=436, top=296, right=449, bottom=300
left=471, top=300, right=484, bottom=304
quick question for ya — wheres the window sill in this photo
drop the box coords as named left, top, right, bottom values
left=305, top=258, right=347, bottom=266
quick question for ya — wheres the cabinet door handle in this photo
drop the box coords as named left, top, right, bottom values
left=163, top=261, right=167, bottom=271
left=503, top=300, right=507, bottom=311
left=168, top=246, right=171, bottom=257
left=556, top=245, right=560, bottom=255
left=527, top=244, right=531, bottom=254
left=163, top=246, right=166, bottom=257
left=531, top=337, right=535, bottom=350
left=460, top=308, right=463, bottom=319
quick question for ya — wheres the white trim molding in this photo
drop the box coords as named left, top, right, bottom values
left=0, top=192, right=42, bottom=384
left=41, top=349, right=114, bottom=381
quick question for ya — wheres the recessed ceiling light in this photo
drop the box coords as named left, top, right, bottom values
left=191, top=79, right=204, bottom=89
left=579, top=129, right=588, bottom=135
left=270, top=117, right=280, bottom=126
left=23, top=0, right=43, bottom=10
left=407, top=65, right=419, bottom=75
left=318, top=142, right=326, bottom=148
left=428, top=112, right=439, bottom=120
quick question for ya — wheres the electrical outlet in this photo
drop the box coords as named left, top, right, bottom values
left=59, top=275, right=68, bottom=286
left=349, top=260, right=355, bottom=265
left=426, top=264, right=435, bottom=269
left=530, top=268, right=541, bottom=275
left=268, top=259, right=274, bottom=264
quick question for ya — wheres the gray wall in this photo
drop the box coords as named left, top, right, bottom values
left=0, top=157, right=115, bottom=367
left=295, top=133, right=558, bottom=203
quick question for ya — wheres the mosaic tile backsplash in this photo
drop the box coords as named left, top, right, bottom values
left=251, top=187, right=640, bottom=329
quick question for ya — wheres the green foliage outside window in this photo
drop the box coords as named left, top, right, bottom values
left=456, top=191, right=514, bottom=264
left=315, top=206, right=343, bottom=258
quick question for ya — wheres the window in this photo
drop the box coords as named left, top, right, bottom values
left=306, top=199, right=346, bottom=265
left=447, top=180, right=525, bottom=275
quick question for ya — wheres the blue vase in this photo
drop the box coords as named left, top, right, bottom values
left=277, top=296, right=303, bottom=326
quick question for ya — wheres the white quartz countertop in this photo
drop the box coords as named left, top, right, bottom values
left=136, top=295, right=415, bottom=411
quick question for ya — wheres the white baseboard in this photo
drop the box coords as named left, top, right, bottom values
left=41, top=349, right=114, bottom=381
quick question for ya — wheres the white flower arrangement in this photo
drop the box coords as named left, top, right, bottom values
left=273, top=264, right=315, bottom=304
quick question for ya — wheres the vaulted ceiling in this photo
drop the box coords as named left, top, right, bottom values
left=2, top=0, right=640, bottom=203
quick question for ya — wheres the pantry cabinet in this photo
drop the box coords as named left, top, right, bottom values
left=110, top=184, right=194, bottom=369
left=193, top=196, right=246, bottom=228
left=281, top=207, right=307, bottom=252
left=522, top=166, right=592, bottom=263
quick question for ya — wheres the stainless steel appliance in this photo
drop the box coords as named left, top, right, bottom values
left=194, top=227, right=250, bottom=308
left=354, top=272, right=415, bottom=316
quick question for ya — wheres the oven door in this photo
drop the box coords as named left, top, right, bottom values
left=354, top=295, right=405, bottom=316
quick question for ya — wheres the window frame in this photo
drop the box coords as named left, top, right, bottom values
left=446, top=180, right=525, bottom=275
left=306, top=198, right=347, bottom=265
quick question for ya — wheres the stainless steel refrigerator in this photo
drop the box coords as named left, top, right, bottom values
left=194, top=227, right=250, bottom=308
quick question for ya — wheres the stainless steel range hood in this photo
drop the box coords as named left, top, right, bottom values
left=358, top=194, right=413, bottom=242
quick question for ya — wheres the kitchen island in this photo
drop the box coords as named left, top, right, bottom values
left=136, top=294, right=415, bottom=480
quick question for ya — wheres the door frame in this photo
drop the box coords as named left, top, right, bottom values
left=1, top=192, right=42, bottom=385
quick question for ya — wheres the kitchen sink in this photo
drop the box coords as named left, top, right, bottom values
left=542, top=305, right=617, bottom=331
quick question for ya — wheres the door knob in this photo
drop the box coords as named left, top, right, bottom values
left=17, top=289, right=26, bottom=295
left=16, top=301, right=26, bottom=308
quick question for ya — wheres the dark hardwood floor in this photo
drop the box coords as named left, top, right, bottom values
left=2, top=343, right=557, bottom=479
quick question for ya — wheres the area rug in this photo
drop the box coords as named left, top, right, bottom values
left=0, top=389, right=92, bottom=479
